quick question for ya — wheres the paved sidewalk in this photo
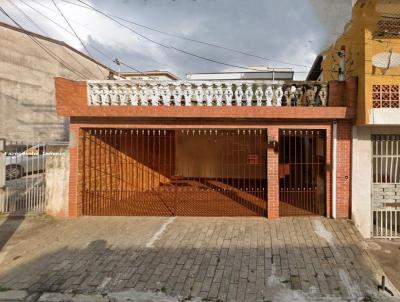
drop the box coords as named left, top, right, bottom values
left=366, top=239, right=400, bottom=294
left=0, top=216, right=397, bottom=301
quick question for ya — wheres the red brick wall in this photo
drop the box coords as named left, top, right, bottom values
left=328, top=77, right=358, bottom=109
left=69, top=124, right=80, bottom=217
left=335, top=120, right=352, bottom=218
left=267, top=128, right=279, bottom=219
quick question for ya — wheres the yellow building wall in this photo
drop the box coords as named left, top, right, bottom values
left=321, top=0, right=400, bottom=125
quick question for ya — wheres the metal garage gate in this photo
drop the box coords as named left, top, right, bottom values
left=279, top=129, right=326, bottom=216
left=80, top=129, right=267, bottom=216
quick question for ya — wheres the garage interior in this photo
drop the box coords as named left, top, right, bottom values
left=80, top=128, right=268, bottom=216
left=279, top=129, right=327, bottom=216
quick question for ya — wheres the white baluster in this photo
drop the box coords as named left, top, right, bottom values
left=275, top=85, right=283, bottom=107
left=205, top=84, right=214, bottom=106
left=289, top=85, right=297, bottom=107
left=296, top=86, right=303, bottom=106
left=150, top=84, right=159, bottom=106
left=265, top=86, right=273, bottom=106
left=245, top=85, right=253, bottom=106
left=110, top=83, right=120, bottom=105
left=225, top=84, right=233, bottom=106
left=235, top=83, right=243, bottom=106
left=173, top=83, right=182, bottom=106
left=215, top=83, right=223, bottom=106
left=195, top=83, right=204, bottom=106
left=160, top=84, right=171, bottom=106
left=320, top=84, right=328, bottom=107
left=139, top=84, right=149, bottom=106
left=183, top=83, right=193, bottom=106
left=129, top=85, right=139, bottom=106
left=100, top=84, right=109, bottom=105
left=283, top=87, right=289, bottom=107
left=119, top=84, right=129, bottom=105
left=255, top=86, right=263, bottom=106
left=89, top=84, right=101, bottom=105
left=306, top=87, right=316, bottom=106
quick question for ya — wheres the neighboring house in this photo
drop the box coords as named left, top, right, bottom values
left=54, top=60, right=355, bottom=218
left=119, top=70, right=179, bottom=81
left=0, top=22, right=113, bottom=142
left=308, top=0, right=400, bottom=238
left=187, top=67, right=294, bottom=81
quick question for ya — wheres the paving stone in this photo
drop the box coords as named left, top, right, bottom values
left=0, top=290, right=28, bottom=301
left=0, top=217, right=395, bottom=302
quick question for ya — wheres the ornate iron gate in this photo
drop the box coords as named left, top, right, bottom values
left=80, top=129, right=267, bottom=216
left=279, top=129, right=326, bottom=216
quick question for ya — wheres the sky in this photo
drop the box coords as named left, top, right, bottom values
left=0, top=0, right=353, bottom=79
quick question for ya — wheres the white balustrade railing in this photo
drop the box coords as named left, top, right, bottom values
left=87, top=80, right=328, bottom=107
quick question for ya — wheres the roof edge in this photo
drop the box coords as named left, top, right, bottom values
left=0, top=21, right=115, bottom=73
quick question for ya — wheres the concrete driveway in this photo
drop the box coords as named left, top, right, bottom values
left=0, top=216, right=398, bottom=302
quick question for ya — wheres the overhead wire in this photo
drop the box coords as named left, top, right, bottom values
left=7, top=0, right=349, bottom=76
left=61, top=0, right=313, bottom=69
left=22, top=0, right=114, bottom=61
left=51, top=0, right=106, bottom=77
left=23, top=0, right=162, bottom=78
left=6, top=0, right=46, bottom=34
left=0, top=5, right=89, bottom=79
left=68, top=0, right=313, bottom=73
left=15, top=0, right=101, bottom=79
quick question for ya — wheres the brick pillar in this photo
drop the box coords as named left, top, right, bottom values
left=335, top=120, right=352, bottom=218
left=0, top=139, right=5, bottom=212
left=68, top=124, right=80, bottom=217
left=267, top=127, right=279, bottom=219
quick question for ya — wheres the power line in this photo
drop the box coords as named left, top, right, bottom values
left=15, top=0, right=157, bottom=78
left=75, top=0, right=170, bottom=50
left=19, top=0, right=73, bottom=36
left=61, top=0, right=313, bottom=69
left=30, top=0, right=59, bottom=14
left=68, top=0, right=313, bottom=73
left=6, top=0, right=46, bottom=35
left=10, top=0, right=98, bottom=79
left=0, top=5, right=88, bottom=79
left=15, top=0, right=100, bottom=79
left=25, top=0, right=316, bottom=75
left=21, top=0, right=114, bottom=62
left=51, top=0, right=105, bottom=77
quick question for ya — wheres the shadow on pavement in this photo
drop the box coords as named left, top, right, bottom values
left=0, top=215, right=25, bottom=251
left=0, top=234, right=394, bottom=301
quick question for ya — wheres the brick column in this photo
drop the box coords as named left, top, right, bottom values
left=0, top=139, right=5, bottom=212
left=267, top=127, right=279, bottom=219
left=68, top=124, right=80, bottom=217
left=335, top=120, right=352, bottom=218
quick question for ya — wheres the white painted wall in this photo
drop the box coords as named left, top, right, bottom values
left=352, top=125, right=400, bottom=238
left=45, top=145, right=69, bottom=217
left=369, top=109, right=400, bottom=125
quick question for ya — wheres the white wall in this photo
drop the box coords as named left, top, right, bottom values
left=45, top=145, right=69, bottom=217
left=369, top=109, right=400, bottom=125
left=352, top=125, right=400, bottom=238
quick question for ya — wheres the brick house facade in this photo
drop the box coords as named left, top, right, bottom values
left=54, top=77, right=356, bottom=219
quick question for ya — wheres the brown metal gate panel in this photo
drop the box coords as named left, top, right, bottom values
left=279, top=129, right=326, bottom=216
left=81, top=129, right=267, bottom=216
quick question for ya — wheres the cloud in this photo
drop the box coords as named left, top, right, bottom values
left=0, top=0, right=353, bottom=79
